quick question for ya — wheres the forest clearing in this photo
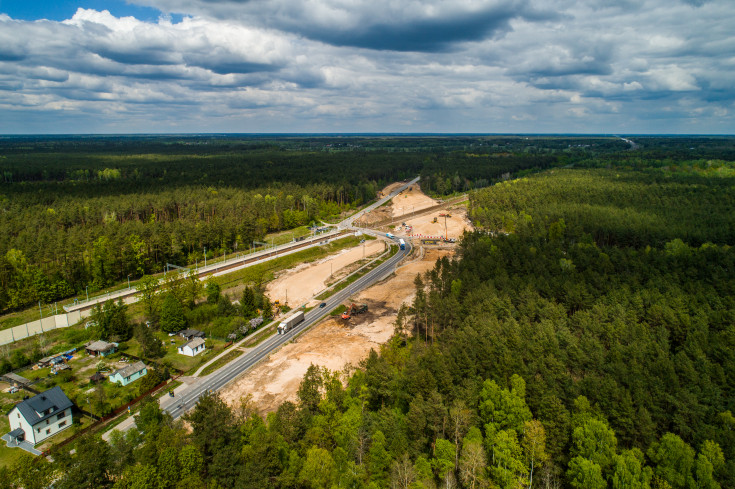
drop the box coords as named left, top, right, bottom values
left=220, top=249, right=452, bottom=412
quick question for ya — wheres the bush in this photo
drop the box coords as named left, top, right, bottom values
left=10, top=350, right=29, bottom=370
left=0, top=359, right=12, bottom=375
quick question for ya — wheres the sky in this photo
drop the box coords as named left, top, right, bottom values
left=0, top=0, right=733, bottom=134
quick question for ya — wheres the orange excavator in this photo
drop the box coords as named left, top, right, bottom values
left=342, top=303, right=368, bottom=320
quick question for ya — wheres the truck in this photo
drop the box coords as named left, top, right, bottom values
left=278, top=311, right=305, bottom=334
left=386, top=233, right=395, bottom=239
left=399, top=238, right=406, bottom=250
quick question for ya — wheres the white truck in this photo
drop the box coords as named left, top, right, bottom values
left=278, top=311, right=305, bottom=334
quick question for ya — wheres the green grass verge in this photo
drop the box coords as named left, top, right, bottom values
left=210, top=235, right=364, bottom=291
left=330, top=304, right=347, bottom=316
left=199, top=349, right=244, bottom=377
left=241, top=326, right=277, bottom=348
left=0, top=417, right=26, bottom=468
left=315, top=245, right=398, bottom=300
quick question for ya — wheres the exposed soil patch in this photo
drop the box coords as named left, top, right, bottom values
left=219, top=249, right=452, bottom=414
left=399, top=204, right=474, bottom=240
left=390, top=185, right=440, bottom=218
left=265, top=240, right=385, bottom=308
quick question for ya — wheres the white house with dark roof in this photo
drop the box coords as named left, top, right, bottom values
left=7, top=386, right=74, bottom=445
left=178, top=337, right=206, bottom=357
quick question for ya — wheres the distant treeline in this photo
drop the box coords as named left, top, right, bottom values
left=0, top=135, right=583, bottom=313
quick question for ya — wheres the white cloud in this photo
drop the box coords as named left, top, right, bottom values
left=0, top=0, right=733, bottom=133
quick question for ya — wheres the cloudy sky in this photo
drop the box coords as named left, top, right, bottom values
left=0, top=0, right=733, bottom=134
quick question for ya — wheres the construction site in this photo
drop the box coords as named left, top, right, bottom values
left=219, top=182, right=471, bottom=413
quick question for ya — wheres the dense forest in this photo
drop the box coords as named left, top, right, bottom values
left=3, top=139, right=733, bottom=489
left=0, top=135, right=567, bottom=313
left=4, top=135, right=732, bottom=314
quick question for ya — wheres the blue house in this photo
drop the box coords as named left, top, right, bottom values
left=109, top=361, right=147, bottom=386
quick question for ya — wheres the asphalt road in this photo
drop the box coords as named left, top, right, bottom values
left=160, top=176, right=420, bottom=419
left=163, top=238, right=411, bottom=419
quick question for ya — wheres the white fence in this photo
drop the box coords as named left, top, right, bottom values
left=0, top=309, right=90, bottom=346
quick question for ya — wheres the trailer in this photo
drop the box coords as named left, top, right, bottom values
left=399, top=238, right=406, bottom=250
left=278, top=311, right=305, bottom=334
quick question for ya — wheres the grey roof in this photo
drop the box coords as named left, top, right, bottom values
left=178, top=329, right=204, bottom=338
left=11, top=386, right=73, bottom=427
left=112, top=361, right=147, bottom=379
left=86, top=340, right=116, bottom=352
left=181, top=338, right=205, bottom=350
left=8, top=428, right=24, bottom=439
left=3, top=373, right=30, bottom=385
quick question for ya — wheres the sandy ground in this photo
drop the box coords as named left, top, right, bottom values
left=391, top=185, right=440, bottom=218
left=355, top=182, right=440, bottom=226
left=378, top=181, right=406, bottom=198
left=220, top=248, right=453, bottom=414
left=398, top=204, right=474, bottom=240
left=266, top=240, right=386, bottom=308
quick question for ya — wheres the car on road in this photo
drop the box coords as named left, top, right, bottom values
left=319, top=302, right=327, bottom=308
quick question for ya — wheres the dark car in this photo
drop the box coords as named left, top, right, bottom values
left=319, top=302, right=327, bottom=308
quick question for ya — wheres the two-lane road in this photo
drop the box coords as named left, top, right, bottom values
left=162, top=236, right=412, bottom=419
left=104, top=177, right=419, bottom=433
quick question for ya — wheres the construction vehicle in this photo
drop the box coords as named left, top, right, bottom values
left=278, top=311, right=304, bottom=334
left=341, top=303, right=368, bottom=320
left=439, top=213, right=451, bottom=239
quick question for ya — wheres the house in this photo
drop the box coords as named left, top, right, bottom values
left=85, top=340, right=118, bottom=357
left=178, top=337, right=206, bottom=357
left=178, top=329, right=205, bottom=340
left=108, top=361, right=147, bottom=386
left=7, top=386, right=74, bottom=446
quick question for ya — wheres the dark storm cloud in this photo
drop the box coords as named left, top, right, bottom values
left=138, top=0, right=530, bottom=52
left=289, top=5, right=520, bottom=52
